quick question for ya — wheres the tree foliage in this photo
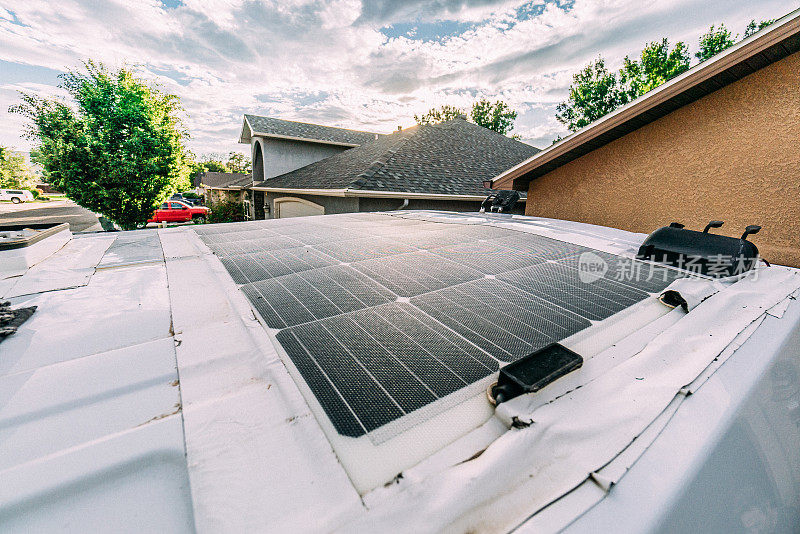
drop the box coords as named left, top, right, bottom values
left=744, top=19, right=776, bottom=38
left=225, top=152, right=251, bottom=174
left=10, top=61, right=191, bottom=230
left=0, top=146, right=36, bottom=189
left=208, top=199, right=246, bottom=223
left=556, top=58, right=626, bottom=131
left=556, top=18, right=778, bottom=133
left=414, top=100, right=518, bottom=135
left=470, top=99, right=517, bottom=135
left=414, top=105, right=465, bottom=125
left=696, top=24, right=736, bottom=62
left=620, top=39, right=690, bottom=96
left=189, top=151, right=251, bottom=177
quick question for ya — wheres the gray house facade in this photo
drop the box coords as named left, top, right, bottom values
left=250, top=118, right=539, bottom=218
left=239, top=115, right=384, bottom=218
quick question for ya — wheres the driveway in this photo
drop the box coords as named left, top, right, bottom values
left=0, top=200, right=101, bottom=232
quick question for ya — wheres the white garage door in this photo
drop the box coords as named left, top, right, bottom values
left=275, top=197, right=325, bottom=218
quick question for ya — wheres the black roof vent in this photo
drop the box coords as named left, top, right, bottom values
left=638, top=221, right=761, bottom=277
left=480, top=190, right=520, bottom=213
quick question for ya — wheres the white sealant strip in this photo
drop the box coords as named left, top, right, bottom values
left=160, top=228, right=364, bottom=533
left=3, top=234, right=116, bottom=298
left=344, top=267, right=800, bottom=533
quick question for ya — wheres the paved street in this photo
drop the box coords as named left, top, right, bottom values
left=0, top=200, right=101, bottom=232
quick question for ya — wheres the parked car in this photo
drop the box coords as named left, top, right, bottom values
left=148, top=200, right=210, bottom=224
left=170, top=192, right=201, bottom=206
left=0, top=189, right=35, bottom=203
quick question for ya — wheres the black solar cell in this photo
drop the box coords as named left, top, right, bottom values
left=220, top=247, right=337, bottom=284
left=351, top=251, right=484, bottom=296
left=242, top=265, right=395, bottom=328
left=412, top=278, right=591, bottom=361
left=312, top=237, right=418, bottom=263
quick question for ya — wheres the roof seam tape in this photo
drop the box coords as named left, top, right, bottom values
left=346, top=267, right=800, bottom=532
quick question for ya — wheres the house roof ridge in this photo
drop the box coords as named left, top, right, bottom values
left=350, top=130, right=416, bottom=189
left=243, top=114, right=385, bottom=137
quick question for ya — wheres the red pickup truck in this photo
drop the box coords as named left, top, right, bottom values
left=148, top=201, right=210, bottom=224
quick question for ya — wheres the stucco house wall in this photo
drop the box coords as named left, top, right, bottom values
left=252, top=137, right=350, bottom=181
left=525, top=50, right=800, bottom=267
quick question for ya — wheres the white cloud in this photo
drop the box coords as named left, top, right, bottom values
left=0, top=0, right=796, bottom=153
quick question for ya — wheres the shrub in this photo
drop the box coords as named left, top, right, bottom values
left=30, top=188, right=42, bottom=199
left=208, top=200, right=246, bottom=224
left=182, top=191, right=201, bottom=199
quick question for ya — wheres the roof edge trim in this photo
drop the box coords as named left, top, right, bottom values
left=249, top=186, right=517, bottom=202
left=251, top=132, right=361, bottom=148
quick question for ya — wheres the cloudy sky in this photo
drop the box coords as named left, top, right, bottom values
left=0, top=0, right=795, bottom=155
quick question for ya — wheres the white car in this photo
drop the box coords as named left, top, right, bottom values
left=0, top=189, right=35, bottom=203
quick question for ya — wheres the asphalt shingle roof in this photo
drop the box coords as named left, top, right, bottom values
left=255, top=118, right=540, bottom=196
left=199, top=172, right=253, bottom=189
left=245, top=115, right=385, bottom=146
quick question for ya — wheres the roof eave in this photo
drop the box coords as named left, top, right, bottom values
left=250, top=132, right=361, bottom=148
left=248, top=186, right=522, bottom=202
left=490, top=7, right=800, bottom=191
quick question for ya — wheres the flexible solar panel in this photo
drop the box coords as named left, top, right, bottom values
left=196, top=213, right=689, bottom=440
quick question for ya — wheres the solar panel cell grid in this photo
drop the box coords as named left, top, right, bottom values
left=199, top=213, right=690, bottom=439
left=351, top=251, right=484, bottom=297
left=312, top=237, right=419, bottom=263
left=242, top=265, right=396, bottom=328
left=497, top=262, right=648, bottom=321
left=220, top=247, right=337, bottom=284
left=556, top=250, right=685, bottom=293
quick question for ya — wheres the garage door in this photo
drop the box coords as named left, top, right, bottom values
left=275, top=197, right=325, bottom=218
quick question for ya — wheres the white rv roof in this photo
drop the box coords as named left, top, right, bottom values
left=1, top=211, right=799, bottom=532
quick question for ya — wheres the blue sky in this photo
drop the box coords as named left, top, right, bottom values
left=0, top=0, right=795, bottom=155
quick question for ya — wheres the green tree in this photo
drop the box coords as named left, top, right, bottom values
left=10, top=61, right=191, bottom=229
left=744, top=19, right=776, bottom=38
left=619, top=39, right=690, bottom=97
left=470, top=99, right=517, bottom=135
left=226, top=151, right=251, bottom=174
left=414, top=105, right=465, bottom=125
left=696, top=24, right=736, bottom=62
left=415, top=100, right=518, bottom=135
left=556, top=57, right=626, bottom=131
left=189, top=153, right=228, bottom=177
left=0, top=146, right=36, bottom=189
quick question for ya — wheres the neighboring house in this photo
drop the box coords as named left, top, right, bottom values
left=240, top=115, right=385, bottom=219
left=197, top=171, right=252, bottom=208
left=250, top=117, right=539, bottom=218
left=489, top=9, right=800, bottom=267
left=33, top=182, right=60, bottom=195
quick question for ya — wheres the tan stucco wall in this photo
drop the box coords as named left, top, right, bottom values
left=527, top=50, right=800, bottom=267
